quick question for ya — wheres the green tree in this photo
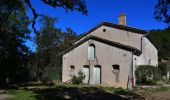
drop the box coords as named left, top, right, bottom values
left=59, top=28, right=77, bottom=51
left=158, top=64, right=168, bottom=78
left=154, top=0, right=170, bottom=26
left=26, top=18, right=78, bottom=82
left=33, top=16, right=63, bottom=81
left=0, top=0, right=86, bottom=84
left=149, top=28, right=170, bottom=58
left=0, top=0, right=31, bottom=84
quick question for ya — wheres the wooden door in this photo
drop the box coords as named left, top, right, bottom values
left=94, top=66, right=101, bottom=84
left=82, top=66, right=90, bottom=83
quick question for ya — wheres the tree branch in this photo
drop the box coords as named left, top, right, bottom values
left=25, top=0, right=40, bottom=35
left=24, top=0, right=87, bottom=35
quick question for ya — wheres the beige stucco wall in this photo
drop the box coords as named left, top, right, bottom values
left=62, top=39, right=132, bottom=88
left=74, top=26, right=143, bottom=50
left=74, top=25, right=158, bottom=67
left=136, top=37, right=158, bottom=66
left=133, top=37, right=158, bottom=85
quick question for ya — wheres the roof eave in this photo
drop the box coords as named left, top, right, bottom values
left=63, top=35, right=142, bottom=56
left=72, top=22, right=147, bottom=44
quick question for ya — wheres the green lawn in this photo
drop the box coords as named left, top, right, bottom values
left=6, top=89, right=38, bottom=100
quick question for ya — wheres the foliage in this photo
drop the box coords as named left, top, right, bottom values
left=41, top=67, right=61, bottom=83
left=0, top=0, right=31, bottom=84
left=158, top=63, right=168, bottom=77
left=154, top=0, right=170, bottom=26
left=41, top=0, right=88, bottom=15
left=166, top=79, right=170, bottom=84
left=135, top=65, right=161, bottom=85
left=71, top=70, right=85, bottom=84
left=29, top=15, right=63, bottom=81
left=27, top=15, right=77, bottom=82
left=149, top=28, right=170, bottom=58
left=0, top=0, right=83, bottom=84
left=58, top=27, right=78, bottom=52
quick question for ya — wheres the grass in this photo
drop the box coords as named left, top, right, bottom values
left=139, top=86, right=168, bottom=96
left=6, top=89, right=38, bottom=100
left=4, top=83, right=169, bottom=100
left=5, top=84, right=137, bottom=100
left=166, top=79, right=170, bottom=84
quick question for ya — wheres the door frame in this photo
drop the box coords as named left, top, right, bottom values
left=83, top=65, right=90, bottom=84
left=93, top=65, right=101, bottom=84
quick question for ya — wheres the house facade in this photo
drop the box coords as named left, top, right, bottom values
left=62, top=14, right=158, bottom=88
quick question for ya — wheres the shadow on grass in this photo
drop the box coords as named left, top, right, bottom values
left=113, top=87, right=145, bottom=100
left=32, top=86, right=145, bottom=100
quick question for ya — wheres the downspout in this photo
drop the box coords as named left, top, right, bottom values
left=131, top=49, right=136, bottom=88
left=141, top=31, right=149, bottom=52
left=130, top=31, right=149, bottom=88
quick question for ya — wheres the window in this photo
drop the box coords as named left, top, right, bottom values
left=112, top=65, right=120, bottom=70
left=70, top=65, right=75, bottom=71
left=88, top=44, right=95, bottom=60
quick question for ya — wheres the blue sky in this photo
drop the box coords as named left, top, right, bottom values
left=26, top=0, right=167, bottom=51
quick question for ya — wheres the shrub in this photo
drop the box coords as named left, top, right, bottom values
left=158, top=64, right=169, bottom=79
left=71, top=70, right=85, bottom=84
left=135, top=65, right=161, bottom=85
left=41, top=67, right=61, bottom=84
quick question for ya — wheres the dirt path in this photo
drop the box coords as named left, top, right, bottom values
left=0, top=94, right=14, bottom=100
left=146, top=87, right=170, bottom=100
left=0, top=90, right=14, bottom=100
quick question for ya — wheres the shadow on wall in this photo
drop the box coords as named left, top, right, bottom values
left=32, top=86, right=144, bottom=100
left=113, top=71, right=120, bottom=82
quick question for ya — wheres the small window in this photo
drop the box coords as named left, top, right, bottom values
left=112, top=65, right=120, bottom=70
left=88, top=44, right=95, bottom=60
left=70, top=65, right=75, bottom=71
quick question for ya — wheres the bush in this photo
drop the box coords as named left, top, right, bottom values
left=71, top=70, right=85, bottom=84
left=41, top=67, right=61, bottom=84
left=135, top=65, right=161, bottom=85
left=158, top=64, right=168, bottom=79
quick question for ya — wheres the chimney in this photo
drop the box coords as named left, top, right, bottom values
left=118, top=13, right=126, bottom=26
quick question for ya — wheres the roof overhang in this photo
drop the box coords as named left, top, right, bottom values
left=62, top=35, right=142, bottom=56
left=73, top=22, right=147, bottom=44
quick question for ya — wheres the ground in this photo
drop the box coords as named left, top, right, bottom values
left=145, top=86, right=170, bottom=100
left=0, top=83, right=170, bottom=100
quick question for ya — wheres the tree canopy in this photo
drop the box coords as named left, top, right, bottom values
left=154, top=0, right=170, bottom=26
left=0, top=0, right=31, bottom=83
left=149, top=28, right=170, bottom=58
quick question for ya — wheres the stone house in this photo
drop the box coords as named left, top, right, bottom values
left=62, top=14, right=158, bottom=88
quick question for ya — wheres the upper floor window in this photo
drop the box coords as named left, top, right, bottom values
left=88, top=44, right=95, bottom=60
left=112, top=65, right=120, bottom=70
left=70, top=65, right=75, bottom=71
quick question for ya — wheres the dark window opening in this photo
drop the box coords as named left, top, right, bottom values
left=103, top=29, right=106, bottom=32
left=70, top=65, right=75, bottom=71
left=112, top=65, right=120, bottom=70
